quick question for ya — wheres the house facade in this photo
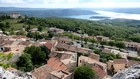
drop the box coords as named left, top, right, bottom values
left=107, top=59, right=139, bottom=74
left=78, top=56, right=107, bottom=79
left=10, top=13, right=21, bottom=19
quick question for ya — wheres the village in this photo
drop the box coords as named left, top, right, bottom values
left=0, top=28, right=140, bottom=79
left=0, top=13, right=140, bottom=79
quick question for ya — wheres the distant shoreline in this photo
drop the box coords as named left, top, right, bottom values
left=90, top=16, right=110, bottom=19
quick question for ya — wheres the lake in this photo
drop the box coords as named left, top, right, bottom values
left=64, top=11, right=140, bottom=21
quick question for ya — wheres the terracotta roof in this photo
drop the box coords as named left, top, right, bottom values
left=3, top=40, right=14, bottom=45
left=89, top=53, right=100, bottom=61
left=18, top=41, right=31, bottom=46
left=49, top=51, right=75, bottom=60
left=60, top=53, right=72, bottom=60
left=68, top=45, right=77, bottom=52
left=68, top=45, right=93, bottom=54
left=56, top=43, right=69, bottom=50
left=32, top=65, right=55, bottom=79
left=128, top=60, right=139, bottom=67
left=113, top=59, right=128, bottom=64
left=79, top=56, right=107, bottom=70
left=77, top=47, right=93, bottom=54
left=52, top=36, right=71, bottom=42
left=45, top=42, right=53, bottom=50
left=56, top=43, right=93, bottom=55
left=32, top=57, right=70, bottom=79
left=47, top=57, right=68, bottom=71
left=92, top=64, right=107, bottom=79
left=44, top=40, right=57, bottom=50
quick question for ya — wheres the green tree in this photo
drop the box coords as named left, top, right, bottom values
left=0, top=23, right=5, bottom=29
left=74, top=66, right=96, bottom=79
left=26, top=25, right=31, bottom=32
left=108, top=41, right=115, bottom=46
left=27, top=32, right=43, bottom=40
left=116, top=54, right=122, bottom=59
left=48, top=32, right=54, bottom=38
left=129, top=35, right=140, bottom=43
left=5, top=22, right=10, bottom=28
left=16, top=53, right=33, bottom=72
left=83, top=38, right=88, bottom=43
left=16, top=30, right=26, bottom=35
left=115, top=41, right=125, bottom=49
left=38, top=26, right=43, bottom=31
left=40, top=46, right=50, bottom=59
left=86, top=38, right=97, bottom=44
left=100, top=41, right=107, bottom=45
left=24, top=46, right=46, bottom=65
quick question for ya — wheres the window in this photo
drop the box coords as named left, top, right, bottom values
left=80, top=60, right=81, bottom=63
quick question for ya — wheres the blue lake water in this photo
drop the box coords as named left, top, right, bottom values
left=63, top=14, right=108, bottom=21
left=63, top=11, right=140, bottom=21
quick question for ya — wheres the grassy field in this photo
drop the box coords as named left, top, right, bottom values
left=1, top=19, right=38, bottom=31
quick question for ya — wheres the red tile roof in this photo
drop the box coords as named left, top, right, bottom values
left=128, top=60, right=139, bottom=67
left=49, top=51, right=73, bottom=60
left=113, top=59, right=128, bottom=64
left=92, top=64, right=107, bottom=79
left=60, top=53, right=72, bottom=60
left=52, top=36, right=71, bottom=43
left=47, top=57, right=68, bottom=71
left=56, top=43, right=69, bottom=50
left=32, top=57, right=69, bottom=79
left=32, top=65, right=55, bottom=79
left=18, top=41, right=31, bottom=46
left=56, top=43, right=93, bottom=55
left=45, top=42, right=53, bottom=50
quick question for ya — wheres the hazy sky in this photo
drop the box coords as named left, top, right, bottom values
left=0, top=0, right=140, bottom=8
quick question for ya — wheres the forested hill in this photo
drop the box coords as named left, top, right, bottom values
left=101, top=19, right=140, bottom=27
left=1, top=16, right=140, bottom=42
left=0, top=7, right=97, bottom=17
left=23, top=17, right=140, bottom=42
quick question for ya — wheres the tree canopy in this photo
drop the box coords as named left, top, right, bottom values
left=24, top=45, right=47, bottom=65
left=16, top=45, right=50, bottom=71
left=16, top=53, right=33, bottom=72
left=94, top=49, right=122, bottom=63
left=74, top=66, right=96, bottom=79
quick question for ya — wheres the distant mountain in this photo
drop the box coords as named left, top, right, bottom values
left=0, top=7, right=47, bottom=11
left=0, top=7, right=97, bottom=17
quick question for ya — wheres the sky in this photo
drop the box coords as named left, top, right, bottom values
left=0, top=0, right=140, bottom=8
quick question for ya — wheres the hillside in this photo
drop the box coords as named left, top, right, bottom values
left=1, top=16, right=140, bottom=42
left=0, top=7, right=97, bottom=17
left=101, top=19, right=140, bottom=27
left=0, top=19, right=38, bottom=31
